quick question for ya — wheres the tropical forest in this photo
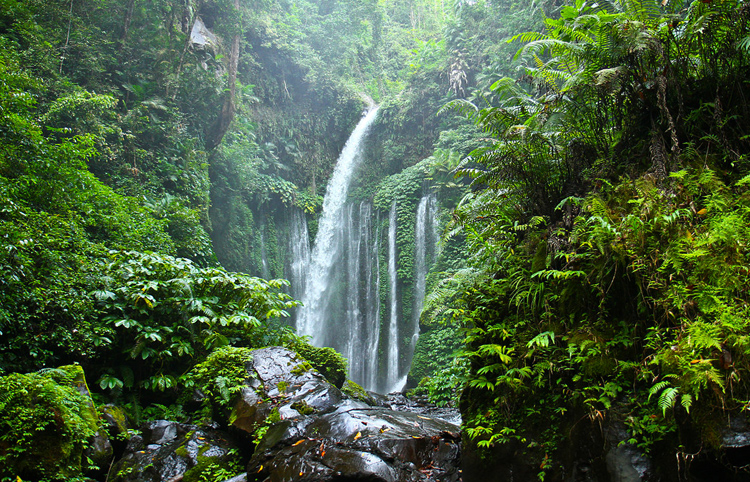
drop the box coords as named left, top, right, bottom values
left=1, top=0, right=749, bottom=481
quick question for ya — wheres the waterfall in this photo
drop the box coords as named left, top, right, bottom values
left=297, top=107, right=379, bottom=342
left=288, top=209, right=310, bottom=300
left=343, top=203, right=361, bottom=379
left=292, top=105, right=442, bottom=394
left=259, top=228, right=270, bottom=280
left=342, top=202, right=382, bottom=387
left=366, top=215, right=381, bottom=391
left=386, top=201, right=404, bottom=393
left=408, top=193, right=439, bottom=373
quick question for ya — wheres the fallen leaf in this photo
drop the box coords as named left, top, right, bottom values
left=257, top=465, right=263, bottom=473
left=354, top=431, right=362, bottom=440
left=293, top=439, right=306, bottom=446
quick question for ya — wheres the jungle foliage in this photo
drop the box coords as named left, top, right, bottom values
left=431, top=0, right=750, bottom=478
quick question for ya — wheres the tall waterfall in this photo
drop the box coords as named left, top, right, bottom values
left=296, top=106, right=379, bottom=349
left=288, top=209, right=310, bottom=301
left=344, top=202, right=381, bottom=388
left=386, top=201, right=402, bottom=392
left=259, top=229, right=270, bottom=280
left=291, top=105, right=441, bottom=394
left=407, top=193, right=439, bottom=371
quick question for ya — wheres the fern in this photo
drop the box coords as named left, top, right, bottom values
left=658, top=387, right=679, bottom=416
left=527, top=331, right=556, bottom=348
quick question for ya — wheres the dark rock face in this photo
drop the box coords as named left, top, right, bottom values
left=231, top=346, right=345, bottom=435
left=234, top=347, right=462, bottom=482
left=108, top=347, right=462, bottom=482
left=109, top=420, right=239, bottom=482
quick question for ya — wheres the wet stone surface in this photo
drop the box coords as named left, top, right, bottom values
left=235, top=347, right=462, bottom=482
left=109, top=420, right=239, bottom=482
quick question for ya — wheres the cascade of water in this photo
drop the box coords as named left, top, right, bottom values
left=288, top=209, right=310, bottom=300
left=412, top=196, right=429, bottom=343
left=407, top=193, right=440, bottom=374
left=365, top=206, right=381, bottom=391
left=386, top=201, right=402, bottom=393
left=344, top=203, right=361, bottom=379
left=297, top=107, right=380, bottom=343
left=259, top=228, right=270, bottom=279
left=429, top=193, right=440, bottom=262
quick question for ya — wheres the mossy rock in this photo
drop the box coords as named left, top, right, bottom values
left=0, top=367, right=103, bottom=480
left=287, top=341, right=348, bottom=388
left=100, top=404, right=130, bottom=438
left=341, top=380, right=376, bottom=405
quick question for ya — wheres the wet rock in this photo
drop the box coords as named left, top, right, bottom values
left=220, top=474, right=248, bottom=482
left=109, top=420, right=240, bottom=482
left=231, top=346, right=344, bottom=435
left=604, top=425, right=653, bottom=482
left=372, top=392, right=462, bottom=426
left=232, top=347, right=462, bottom=481
left=100, top=404, right=130, bottom=439
left=248, top=401, right=461, bottom=481
left=85, top=428, right=115, bottom=474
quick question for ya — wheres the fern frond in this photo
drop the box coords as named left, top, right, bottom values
left=658, top=387, right=679, bottom=415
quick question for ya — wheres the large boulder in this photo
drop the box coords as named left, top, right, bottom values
left=0, top=365, right=112, bottom=481
left=231, top=346, right=345, bottom=436
left=235, top=347, right=461, bottom=482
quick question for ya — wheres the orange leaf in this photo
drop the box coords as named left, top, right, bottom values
left=293, top=439, right=306, bottom=446
left=354, top=432, right=362, bottom=440
left=697, top=208, right=707, bottom=215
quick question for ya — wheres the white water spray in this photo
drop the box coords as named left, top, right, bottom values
left=297, top=106, right=379, bottom=345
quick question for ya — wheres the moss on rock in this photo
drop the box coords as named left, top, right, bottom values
left=0, top=367, right=102, bottom=480
left=341, top=380, right=376, bottom=405
left=287, top=341, right=348, bottom=388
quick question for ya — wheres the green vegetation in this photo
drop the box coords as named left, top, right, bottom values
left=184, top=346, right=254, bottom=422
left=424, top=0, right=750, bottom=476
left=3, top=0, right=750, bottom=479
left=0, top=367, right=101, bottom=481
left=287, top=340, right=349, bottom=388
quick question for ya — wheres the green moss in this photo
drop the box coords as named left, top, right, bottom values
left=185, top=347, right=253, bottom=423
left=182, top=452, right=241, bottom=482
left=0, top=368, right=100, bottom=481
left=277, top=380, right=289, bottom=393
left=252, top=408, right=281, bottom=446
left=290, top=400, right=316, bottom=415
left=100, top=405, right=129, bottom=437
left=341, top=380, right=375, bottom=404
left=287, top=341, right=347, bottom=388
left=290, top=360, right=313, bottom=377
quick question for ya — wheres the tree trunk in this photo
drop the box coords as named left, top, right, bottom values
left=119, top=0, right=136, bottom=49
left=206, top=0, right=240, bottom=150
